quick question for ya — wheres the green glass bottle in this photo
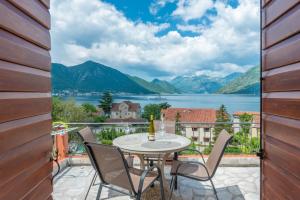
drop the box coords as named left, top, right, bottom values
left=148, top=114, right=155, bottom=141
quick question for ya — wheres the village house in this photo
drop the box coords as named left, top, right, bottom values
left=161, top=108, right=216, bottom=145
left=233, top=111, right=260, bottom=137
left=110, top=101, right=142, bottom=120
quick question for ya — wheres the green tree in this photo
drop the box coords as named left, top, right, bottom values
left=52, top=98, right=91, bottom=122
left=214, top=104, right=233, bottom=140
left=175, top=112, right=181, bottom=135
left=52, top=97, right=64, bottom=121
left=142, top=102, right=171, bottom=121
left=82, top=103, right=97, bottom=116
left=99, top=91, right=113, bottom=115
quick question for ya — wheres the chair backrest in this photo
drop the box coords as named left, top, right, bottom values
left=77, top=127, right=98, bottom=170
left=77, top=127, right=97, bottom=143
left=205, top=130, right=232, bottom=177
left=85, top=142, right=135, bottom=193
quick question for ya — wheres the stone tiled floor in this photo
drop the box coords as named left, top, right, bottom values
left=53, top=165, right=259, bottom=200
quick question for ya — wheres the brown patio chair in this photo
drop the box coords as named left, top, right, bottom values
left=169, top=130, right=233, bottom=200
left=77, top=127, right=134, bottom=199
left=85, top=142, right=165, bottom=200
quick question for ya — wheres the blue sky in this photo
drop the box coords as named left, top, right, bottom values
left=51, top=0, right=259, bottom=81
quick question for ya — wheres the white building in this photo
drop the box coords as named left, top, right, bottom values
left=161, top=108, right=216, bottom=145
left=110, top=101, right=141, bottom=119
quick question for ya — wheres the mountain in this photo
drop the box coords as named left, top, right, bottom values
left=218, top=66, right=260, bottom=95
left=52, top=61, right=154, bottom=94
left=128, top=76, right=180, bottom=94
left=170, top=72, right=243, bottom=94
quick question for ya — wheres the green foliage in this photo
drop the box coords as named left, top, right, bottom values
left=214, top=104, right=233, bottom=140
left=239, top=113, right=253, bottom=134
left=52, top=97, right=91, bottom=122
left=82, top=103, right=97, bottom=114
left=98, top=91, right=113, bottom=115
left=96, top=128, right=125, bottom=145
left=175, top=112, right=181, bottom=135
left=93, top=116, right=107, bottom=123
left=142, top=102, right=171, bottom=121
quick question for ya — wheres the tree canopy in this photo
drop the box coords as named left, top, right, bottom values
left=142, top=102, right=171, bottom=121
left=98, top=91, right=113, bottom=115
left=214, top=104, right=233, bottom=140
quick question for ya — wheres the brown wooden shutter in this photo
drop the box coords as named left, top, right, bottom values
left=0, top=0, right=52, bottom=199
left=262, top=0, right=300, bottom=199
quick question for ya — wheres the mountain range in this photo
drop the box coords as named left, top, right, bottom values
left=52, top=61, right=260, bottom=95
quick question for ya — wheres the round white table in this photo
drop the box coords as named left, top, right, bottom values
left=113, top=133, right=191, bottom=184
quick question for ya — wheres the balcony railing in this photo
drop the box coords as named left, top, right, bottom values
left=52, top=121, right=260, bottom=157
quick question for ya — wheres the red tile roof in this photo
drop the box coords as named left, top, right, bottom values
left=233, top=111, right=260, bottom=124
left=161, top=108, right=216, bottom=123
left=111, top=101, right=141, bottom=112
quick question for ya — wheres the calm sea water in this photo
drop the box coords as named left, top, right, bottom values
left=62, top=94, right=260, bottom=115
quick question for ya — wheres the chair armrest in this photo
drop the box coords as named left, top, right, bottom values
left=137, top=164, right=161, bottom=194
left=178, top=149, right=205, bottom=163
left=175, top=161, right=210, bottom=178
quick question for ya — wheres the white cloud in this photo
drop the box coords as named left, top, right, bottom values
left=51, top=0, right=260, bottom=79
left=172, top=0, right=214, bottom=22
left=176, top=24, right=205, bottom=33
left=150, top=0, right=175, bottom=15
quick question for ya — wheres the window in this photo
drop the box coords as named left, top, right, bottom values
left=204, top=128, right=210, bottom=132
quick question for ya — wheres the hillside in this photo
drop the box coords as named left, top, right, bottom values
left=170, top=72, right=242, bottom=94
left=52, top=61, right=154, bottom=94
left=218, top=66, right=260, bottom=95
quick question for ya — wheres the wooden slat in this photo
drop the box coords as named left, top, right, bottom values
left=263, top=183, right=285, bottom=200
left=0, top=93, right=51, bottom=123
left=0, top=29, right=50, bottom=71
left=263, top=33, right=300, bottom=71
left=0, top=1, right=50, bottom=49
left=263, top=4, right=300, bottom=48
left=263, top=95, right=300, bottom=120
left=262, top=0, right=272, bottom=8
left=263, top=62, right=300, bottom=92
left=8, top=0, right=51, bottom=29
left=262, top=0, right=299, bottom=27
left=265, top=137, right=300, bottom=179
left=263, top=160, right=300, bottom=199
left=0, top=134, right=51, bottom=188
left=0, top=161, right=52, bottom=200
left=0, top=60, right=50, bottom=92
left=39, top=0, right=50, bottom=9
left=263, top=114, right=300, bottom=149
left=22, top=176, right=52, bottom=200
left=0, top=114, right=51, bottom=153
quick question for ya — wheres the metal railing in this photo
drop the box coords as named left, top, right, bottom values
left=55, top=121, right=260, bottom=156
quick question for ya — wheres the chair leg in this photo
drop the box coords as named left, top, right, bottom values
left=136, top=192, right=142, bottom=200
left=96, top=183, right=103, bottom=200
left=92, top=171, right=97, bottom=186
left=159, top=176, right=165, bottom=200
left=84, top=171, right=97, bottom=200
left=170, top=176, right=174, bottom=189
left=169, top=175, right=176, bottom=200
left=209, top=178, right=219, bottom=200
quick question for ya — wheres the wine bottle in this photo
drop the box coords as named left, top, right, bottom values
left=148, top=114, right=155, bottom=141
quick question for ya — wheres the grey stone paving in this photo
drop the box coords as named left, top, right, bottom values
left=53, top=165, right=259, bottom=200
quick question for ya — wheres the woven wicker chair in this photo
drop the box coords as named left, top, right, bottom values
left=85, top=142, right=165, bottom=200
left=77, top=127, right=134, bottom=199
left=169, top=130, right=233, bottom=200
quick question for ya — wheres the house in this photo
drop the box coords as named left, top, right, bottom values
left=110, top=101, right=142, bottom=119
left=233, top=111, right=260, bottom=137
left=161, top=108, right=216, bottom=145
